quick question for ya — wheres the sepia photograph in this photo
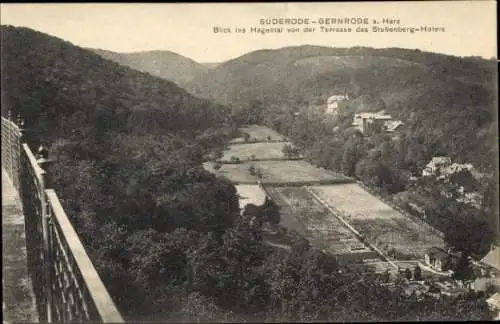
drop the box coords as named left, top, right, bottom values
left=1, top=2, right=499, bottom=323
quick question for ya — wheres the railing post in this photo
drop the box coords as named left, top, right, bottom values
left=38, top=161, right=53, bottom=322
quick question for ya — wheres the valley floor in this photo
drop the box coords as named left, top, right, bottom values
left=205, top=124, right=446, bottom=267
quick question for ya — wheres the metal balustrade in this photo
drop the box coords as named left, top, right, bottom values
left=2, top=116, right=124, bottom=323
left=1, top=117, right=21, bottom=192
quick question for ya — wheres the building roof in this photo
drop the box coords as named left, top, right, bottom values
left=426, top=247, right=460, bottom=261
left=385, top=120, right=404, bottom=132
left=327, top=94, right=349, bottom=103
left=427, top=247, right=449, bottom=261
left=354, top=112, right=392, bottom=120
left=482, top=246, right=500, bottom=271
left=429, top=156, right=451, bottom=166
left=487, top=293, right=500, bottom=309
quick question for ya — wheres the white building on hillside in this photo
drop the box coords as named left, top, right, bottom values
left=422, top=157, right=476, bottom=179
left=422, top=156, right=452, bottom=177
left=385, top=120, right=405, bottom=133
left=326, top=93, right=349, bottom=114
left=351, top=112, right=393, bottom=135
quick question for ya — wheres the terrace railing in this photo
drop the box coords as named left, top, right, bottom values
left=1, top=116, right=21, bottom=192
left=2, top=115, right=124, bottom=323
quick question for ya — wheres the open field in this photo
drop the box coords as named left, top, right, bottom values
left=203, top=162, right=258, bottom=183
left=264, top=186, right=378, bottom=262
left=308, top=184, right=445, bottom=260
left=204, top=160, right=353, bottom=185
left=221, top=142, right=297, bottom=161
left=230, top=125, right=286, bottom=143
left=235, top=185, right=267, bottom=211
left=257, top=160, right=351, bottom=184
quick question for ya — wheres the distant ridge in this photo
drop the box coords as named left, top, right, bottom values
left=91, top=48, right=209, bottom=87
left=186, top=44, right=497, bottom=172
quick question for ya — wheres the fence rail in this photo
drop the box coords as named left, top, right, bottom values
left=2, top=116, right=124, bottom=323
left=1, top=117, right=21, bottom=192
left=46, top=190, right=124, bottom=323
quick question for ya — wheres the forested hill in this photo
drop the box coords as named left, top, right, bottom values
left=187, top=45, right=497, bottom=173
left=1, top=25, right=241, bottom=319
left=187, top=45, right=496, bottom=108
left=92, top=48, right=209, bottom=88
left=1, top=25, right=233, bottom=142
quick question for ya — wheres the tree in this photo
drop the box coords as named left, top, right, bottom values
left=452, top=253, right=475, bottom=288
left=243, top=132, right=251, bottom=143
left=248, top=165, right=256, bottom=176
left=289, top=147, right=300, bottom=159
left=214, top=150, right=224, bottom=161
left=413, top=265, right=422, bottom=281
left=282, top=144, right=293, bottom=159
left=342, top=137, right=365, bottom=177
left=260, top=197, right=280, bottom=226
left=404, top=268, right=412, bottom=280
left=178, top=292, right=234, bottom=323
left=230, top=156, right=241, bottom=164
left=214, top=163, right=222, bottom=171
left=382, top=269, right=391, bottom=283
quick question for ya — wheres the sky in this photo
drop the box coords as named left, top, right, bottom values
left=1, top=2, right=497, bottom=63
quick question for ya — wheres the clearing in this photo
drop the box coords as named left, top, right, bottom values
left=222, top=142, right=297, bottom=161
left=308, top=183, right=445, bottom=260
left=204, top=160, right=352, bottom=185
left=256, top=160, right=351, bottom=184
left=264, top=186, right=378, bottom=262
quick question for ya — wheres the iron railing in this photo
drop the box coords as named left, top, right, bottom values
left=2, top=116, right=124, bottom=323
left=1, top=116, right=21, bottom=192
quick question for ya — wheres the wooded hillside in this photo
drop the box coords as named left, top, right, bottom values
left=187, top=45, right=497, bottom=172
left=1, top=27, right=495, bottom=322
left=92, top=48, right=209, bottom=88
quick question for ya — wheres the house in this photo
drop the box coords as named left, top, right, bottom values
left=447, top=162, right=474, bottom=175
left=424, top=247, right=460, bottom=272
left=422, top=156, right=452, bottom=177
left=482, top=245, right=500, bottom=271
left=385, top=120, right=404, bottom=132
left=384, top=120, right=404, bottom=137
left=440, top=286, right=468, bottom=297
left=422, top=157, right=476, bottom=179
left=422, top=157, right=484, bottom=207
left=487, top=293, right=500, bottom=320
left=326, top=93, right=349, bottom=115
left=351, top=112, right=392, bottom=135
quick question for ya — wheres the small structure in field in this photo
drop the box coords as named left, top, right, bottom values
left=424, top=247, right=461, bottom=272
